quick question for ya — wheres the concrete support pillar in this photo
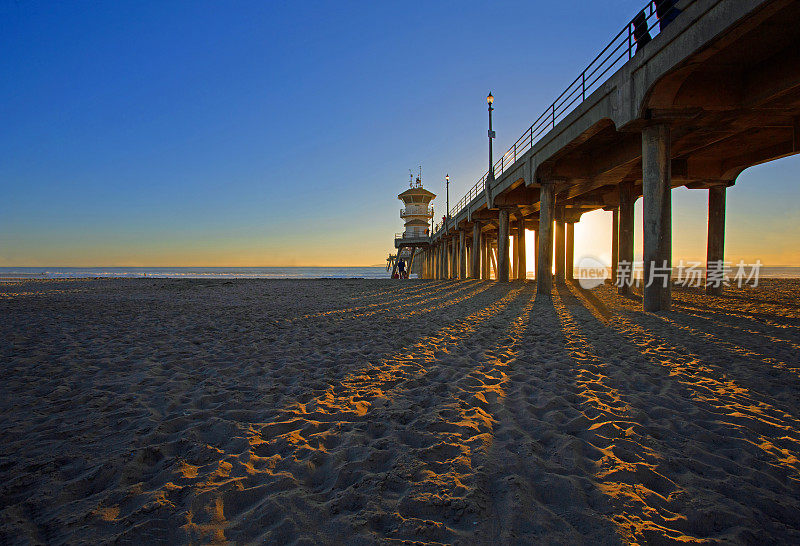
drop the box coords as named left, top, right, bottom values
left=440, top=241, right=446, bottom=279
left=533, top=230, right=539, bottom=279
left=481, top=237, right=489, bottom=279
left=459, top=230, right=467, bottom=280
left=554, top=207, right=566, bottom=283
left=706, top=185, right=727, bottom=295
left=453, top=237, right=458, bottom=278
left=427, top=249, right=432, bottom=279
left=517, top=216, right=526, bottom=281
left=489, top=241, right=497, bottom=280
left=537, top=181, right=555, bottom=295
left=444, top=239, right=449, bottom=279
left=642, top=124, right=672, bottom=311
left=611, top=207, right=619, bottom=285
left=618, top=181, right=635, bottom=294
left=498, top=209, right=511, bottom=282
left=448, top=237, right=454, bottom=279
left=441, top=242, right=446, bottom=279
left=441, top=241, right=446, bottom=279
left=512, top=233, right=518, bottom=279
left=566, top=222, right=574, bottom=281
left=445, top=241, right=449, bottom=279
left=471, top=222, right=482, bottom=279
left=452, top=237, right=458, bottom=279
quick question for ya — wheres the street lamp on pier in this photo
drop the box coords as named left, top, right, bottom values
left=445, top=173, right=450, bottom=232
left=486, top=92, right=495, bottom=207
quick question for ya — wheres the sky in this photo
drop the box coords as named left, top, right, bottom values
left=1, top=0, right=798, bottom=267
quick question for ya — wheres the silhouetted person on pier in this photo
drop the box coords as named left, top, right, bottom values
left=398, top=259, right=406, bottom=278
left=633, top=10, right=652, bottom=53
left=656, top=0, right=681, bottom=31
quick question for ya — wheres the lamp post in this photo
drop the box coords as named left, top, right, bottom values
left=445, top=173, right=450, bottom=232
left=486, top=93, right=496, bottom=207
left=487, top=93, right=495, bottom=174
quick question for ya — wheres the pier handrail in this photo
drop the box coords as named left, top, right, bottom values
left=432, top=0, right=691, bottom=238
left=400, top=207, right=435, bottom=217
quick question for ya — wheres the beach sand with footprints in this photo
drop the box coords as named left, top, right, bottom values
left=1, top=278, right=799, bottom=543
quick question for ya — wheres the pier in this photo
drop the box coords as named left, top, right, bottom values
left=410, top=0, right=800, bottom=310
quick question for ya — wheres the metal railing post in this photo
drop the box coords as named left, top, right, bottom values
left=582, top=72, right=586, bottom=100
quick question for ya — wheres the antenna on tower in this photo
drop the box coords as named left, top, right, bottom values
left=409, top=169, right=414, bottom=188
left=416, top=166, right=423, bottom=187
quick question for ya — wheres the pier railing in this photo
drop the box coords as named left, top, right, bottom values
left=432, top=0, right=691, bottom=238
left=400, top=207, right=434, bottom=218
left=395, top=232, right=431, bottom=241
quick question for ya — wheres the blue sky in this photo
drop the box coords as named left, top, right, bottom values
left=2, top=0, right=798, bottom=266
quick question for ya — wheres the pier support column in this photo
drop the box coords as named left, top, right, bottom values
left=427, top=249, right=432, bottom=279
left=440, top=242, right=446, bottom=279
left=537, top=181, right=555, bottom=296
left=512, top=231, right=518, bottom=279
left=517, top=216, right=526, bottom=281
left=490, top=240, right=498, bottom=279
left=618, top=181, right=635, bottom=294
left=706, top=184, right=727, bottom=295
left=498, top=209, right=511, bottom=282
left=444, top=238, right=449, bottom=279
left=441, top=240, right=446, bottom=279
left=438, top=242, right=444, bottom=279
left=642, top=124, right=672, bottom=311
left=482, top=237, right=489, bottom=279
left=471, top=222, right=482, bottom=279
left=452, top=236, right=458, bottom=279
left=566, top=222, right=574, bottom=281
left=554, top=207, right=566, bottom=283
left=611, top=207, right=619, bottom=285
left=533, top=230, right=539, bottom=279
left=459, top=229, right=467, bottom=280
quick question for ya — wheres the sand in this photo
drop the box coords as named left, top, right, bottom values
left=1, top=277, right=799, bottom=544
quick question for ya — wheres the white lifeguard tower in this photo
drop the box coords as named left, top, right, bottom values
left=390, top=170, right=435, bottom=278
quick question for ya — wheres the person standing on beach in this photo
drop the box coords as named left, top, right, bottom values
left=398, top=259, right=406, bottom=279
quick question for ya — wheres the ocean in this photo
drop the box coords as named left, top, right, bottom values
left=0, top=266, right=391, bottom=279
left=1, top=266, right=799, bottom=280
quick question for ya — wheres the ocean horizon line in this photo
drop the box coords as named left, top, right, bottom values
left=3, top=265, right=800, bottom=280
